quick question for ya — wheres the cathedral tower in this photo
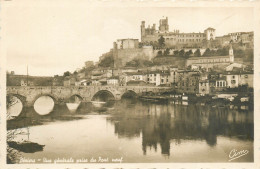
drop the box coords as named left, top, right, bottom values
left=159, top=17, right=169, bottom=32
left=141, top=21, right=146, bottom=41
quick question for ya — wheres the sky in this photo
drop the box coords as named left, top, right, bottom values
left=4, top=3, right=254, bottom=76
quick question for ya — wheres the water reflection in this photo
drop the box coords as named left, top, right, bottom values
left=8, top=97, right=253, bottom=163
left=7, top=96, right=23, bottom=120
left=108, top=99, right=253, bottom=157
left=34, top=96, right=54, bottom=115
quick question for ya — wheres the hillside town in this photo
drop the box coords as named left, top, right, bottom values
left=7, top=17, right=254, bottom=97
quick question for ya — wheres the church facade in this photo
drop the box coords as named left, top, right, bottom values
left=186, top=45, right=234, bottom=70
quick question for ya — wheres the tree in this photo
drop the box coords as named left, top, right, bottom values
left=143, top=60, right=154, bottom=67
left=203, top=48, right=211, bottom=57
left=216, top=47, right=229, bottom=56
left=98, top=55, right=114, bottom=68
left=184, top=50, right=193, bottom=58
left=126, top=60, right=138, bottom=67
left=194, top=49, right=201, bottom=57
left=179, top=49, right=185, bottom=57
left=63, top=71, right=71, bottom=77
left=158, top=36, right=165, bottom=48
left=173, top=50, right=179, bottom=57
left=73, top=71, right=78, bottom=75
left=164, top=48, right=170, bottom=56
left=157, top=50, right=163, bottom=57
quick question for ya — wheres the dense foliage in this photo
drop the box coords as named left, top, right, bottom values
left=98, top=55, right=114, bottom=68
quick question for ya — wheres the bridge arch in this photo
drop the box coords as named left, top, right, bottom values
left=6, top=94, right=26, bottom=119
left=7, top=93, right=26, bottom=107
left=121, top=90, right=138, bottom=99
left=68, top=94, right=83, bottom=103
left=32, top=94, right=58, bottom=115
left=91, top=90, right=116, bottom=101
left=32, top=93, right=58, bottom=105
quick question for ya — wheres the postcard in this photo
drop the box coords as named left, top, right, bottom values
left=0, top=0, right=260, bottom=169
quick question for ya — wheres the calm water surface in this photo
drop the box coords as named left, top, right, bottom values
left=10, top=97, right=254, bottom=163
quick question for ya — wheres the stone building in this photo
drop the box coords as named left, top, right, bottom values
left=215, top=31, right=254, bottom=48
left=141, top=17, right=216, bottom=48
left=177, top=70, right=200, bottom=94
left=114, top=39, right=139, bottom=49
left=199, top=80, right=210, bottom=95
left=113, top=42, right=154, bottom=68
left=186, top=45, right=234, bottom=70
left=225, top=71, right=253, bottom=88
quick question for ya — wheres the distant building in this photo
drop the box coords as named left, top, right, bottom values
left=199, top=80, right=210, bottom=95
left=186, top=45, right=234, bottom=70
left=141, top=17, right=215, bottom=48
left=107, top=77, right=119, bottom=86
left=225, top=63, right=245, bottom=72
left=21, top=79, right=34, bottom=86
left=209, top=77, right=227, bottom=93
left=113, top=44, right=154, bottom=68
left=64, top=77, right=76, bottom=86
left=124, top=72, right=147, bottom=84
left=7, top=74, right=53, bottom=86
left=225, top=71, right=253, bottom=88
left=177, top=70, right=200, bottom=94
left=216, top=31, right=254, bottom=48
left=114, top=39, right=139, bottom=49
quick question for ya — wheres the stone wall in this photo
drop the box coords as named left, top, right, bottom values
left=113, top=47, right=155, bottom=68
left=152, top=57, right=186, bottom=68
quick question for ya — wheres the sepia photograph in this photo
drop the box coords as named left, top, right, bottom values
left=1, top=1, right=259, bottom=167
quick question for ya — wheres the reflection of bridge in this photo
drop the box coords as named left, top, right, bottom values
left=7, top=86, right=173, bottom=107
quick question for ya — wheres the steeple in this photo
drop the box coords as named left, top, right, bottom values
left=229, top=44, right=234, bottom=63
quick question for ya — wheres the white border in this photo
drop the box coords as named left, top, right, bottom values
left=0, top=0, right=260, bottom=169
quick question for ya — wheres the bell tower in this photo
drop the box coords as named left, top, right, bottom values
left=229, top=44, right=234, bottom=63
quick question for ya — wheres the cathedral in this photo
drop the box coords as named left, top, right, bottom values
left=141, top=17, right=216, bottom=48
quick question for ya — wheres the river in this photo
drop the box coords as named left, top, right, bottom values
left=8, top=96, right=254, bottom=163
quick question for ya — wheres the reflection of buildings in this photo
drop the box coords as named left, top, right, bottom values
left=107, top=100, right=253, bottom=156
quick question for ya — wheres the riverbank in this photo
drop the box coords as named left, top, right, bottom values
left=139, top=92, right=254, bottom=107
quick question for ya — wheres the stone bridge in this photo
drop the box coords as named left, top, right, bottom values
left=7, top=86, right=173, bottom=107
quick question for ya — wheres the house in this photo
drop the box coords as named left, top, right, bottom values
left=225, top=63, right=245, bottom=71
left=124, top=72, right=147, bottom=83
left=209, top=77, right=227, bottom=93
left=107, top=77, right=119, bottom=86
left=64, top=77, right=76, bottom=86
left=21, top=79, right=34, bottom=86
left=147, top=71, right=157, bottom=85
left=199, top=80, right=210, bottom=95
left=238, top=72, right=253, bottom=88
left=53, top=76, right=64, bottom=86
left=159, top=71, right=171, bottom=86
left=169, top=67, right=179, bottom=86
left=177, top=70, right=200, bottom=94
left=225, top=71, right=253, bottom=88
